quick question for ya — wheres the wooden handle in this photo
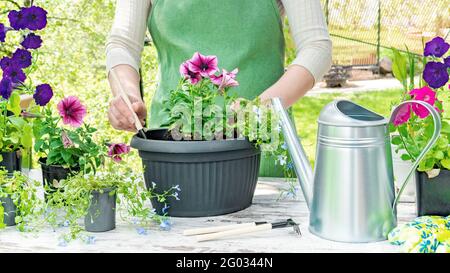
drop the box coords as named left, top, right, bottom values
left=183, top=223, right=255, bottom=236
left=196, top=223, right=272, bottom=242
left=109, top=68, right=144, bottom=131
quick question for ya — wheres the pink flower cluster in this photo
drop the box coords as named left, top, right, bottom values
left=393, top=86, right=442, bottom=126
left=179, top=52, right=239, bottom=90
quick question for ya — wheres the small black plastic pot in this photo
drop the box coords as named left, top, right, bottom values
left=416, top=170, right=450, bottom=216
left=0, top=150, right=22, bottom=174
left=39, top=158, right=80, bottom=188
left=1, top=195, right=17, bottom=226
left=84, top=188, right=116, bottom=232
left=131, top=129, right=261, bottom=217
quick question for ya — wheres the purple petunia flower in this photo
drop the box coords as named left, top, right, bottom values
left=61, top=131, right=74, bottom=148
left=0, top=23, right=6, bottom=42
left=21, top=33, right=42, bottom=49
left=8, top=10, right=26, bottom=30
left=0, top=57, right=13, bottom=70
left=57, top=96, right=87, bottom=128
left=188, top=52, right=218, bottom=77
left=33, top=83, right=53, bottom=106
left=179, top=61, right=202, bottom=85
left=445, top=56, right=450, bottom=68
left=423, top=61, right=449, bottom=89
left=22, top=6, right=48, bottom=31
left=3, top=65, right=26, bottom=83
left=211, top=68, right=239, bottom=90
left=424, top=37, right=450, bottom=58
left=0, top=77, right=13, bottom=99
left=107, top=143, right=131, bottom=162
left=11, top=48, right=32, bottom=69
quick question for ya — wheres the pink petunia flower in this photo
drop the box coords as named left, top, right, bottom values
left=392, top=103, right=411, bottom=126
left=108, top=143, right=130, bottom=162
left=408, top=86, right=438, bottom=119
left=57, top=96, right=87, bottom=128
left=179, top=61, right=202, bottom=85
left=211, top=68, right=239, bottom=90
left=188, top=52, right=218, bottom=77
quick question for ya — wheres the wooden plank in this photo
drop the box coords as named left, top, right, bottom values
left=0, top=171, right=413, bottom=253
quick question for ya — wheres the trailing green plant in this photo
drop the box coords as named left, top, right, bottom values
left=390, top=36, right=450, bottom=175
left=44, top=144, right=180, bottom=243
left=0, top=169, right=43, bottom=231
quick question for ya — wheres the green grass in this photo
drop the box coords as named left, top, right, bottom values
left=291, top=89, right=403, bottom=164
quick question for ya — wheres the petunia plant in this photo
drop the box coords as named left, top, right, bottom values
left=33, top=96, right=104, bottom=173
left=163, top=52, right=296, bottom=196
left=0, top=4, right=52, bottom=159
left=391, top=36, right=450, bottom=175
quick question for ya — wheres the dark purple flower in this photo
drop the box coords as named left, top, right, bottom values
left=0, top=57, right=13, bottom=70
left=424, top=37, right=450, bottom=58
left=0, top=23, right=6, bottom=42
left=22, top=6, right=47, bottom=31
left=423, top=61, right=449, bottom=89
left=445, top=56, right=450, bottom=68
left=0, top=77, right=13, bottom=99
left=8, top=10, right=26, bottom=30
left=33, top=84, right=53, bottom=106
left=21, top=33, right=42, bottom=49
left=3, top=66, right=26, bottom=83
left=107, top=143, right=130, bottom=162
left=11, top=49, right=32, bottom=68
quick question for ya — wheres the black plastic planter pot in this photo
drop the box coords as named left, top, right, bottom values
left=0, top=150, right=22, bottom=174
left=84, top=188, right=116, bottom=232
left=39, top=158, right=80, bottom=188
left=1, top=195, right=17, bottom=226
left=130, top=129, right=261, bottom=217
left=416, top=170, right=450, bottom=216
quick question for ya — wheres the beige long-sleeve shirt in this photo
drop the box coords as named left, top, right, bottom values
left=106, top=0, right=332, bottom=83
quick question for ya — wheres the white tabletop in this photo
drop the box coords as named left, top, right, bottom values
left=0, top=171, right=414, bottom=253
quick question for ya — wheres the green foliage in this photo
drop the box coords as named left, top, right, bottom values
left=0, top=170, right=44, bottom=231
left=44, top=165, right=178, bottom=242
left=33, top=106, right=105, bottom=172
left=0, top=92, right=34, bottom=152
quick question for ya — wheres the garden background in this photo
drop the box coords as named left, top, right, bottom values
left=0, top=0, right=449, bottom=168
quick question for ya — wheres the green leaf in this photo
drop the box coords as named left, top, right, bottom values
left=441, top=159, right=450, bottom=170
left=401, top=153, right=411, bottom=161
left=7, top=92, right=21, bottom=116
left=391, top=135, right=402, bottom=145
left=21, top=124, right=33, bottom=149
left=392, top=48, right=407, bottom=90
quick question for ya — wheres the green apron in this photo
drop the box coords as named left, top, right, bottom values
left=147, top=0, right=289, bottom=177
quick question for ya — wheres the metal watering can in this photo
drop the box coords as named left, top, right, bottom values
left=271, top=98, right=441, bottom=243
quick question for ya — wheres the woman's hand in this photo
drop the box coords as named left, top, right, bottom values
left=107, top=64, right=146, bottom=132
left=108, top=94, right=147, bottom=132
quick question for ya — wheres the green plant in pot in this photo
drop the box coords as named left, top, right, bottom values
left=45, top=143, right=179, bottom=243
left=33, top=96, right=103, bottom=191
left=390, top=36, right=450, bottom=216
left=131, top=52, right=286, bottom=217
left=0, top=169, right=43, bottom=231
left=0, top=5, right=52, bottom=173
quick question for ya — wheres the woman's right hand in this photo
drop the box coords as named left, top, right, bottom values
left=108, top=93, right=147, bottom=132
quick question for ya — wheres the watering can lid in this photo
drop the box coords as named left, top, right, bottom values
left=318, top=100, right=389, bottom=127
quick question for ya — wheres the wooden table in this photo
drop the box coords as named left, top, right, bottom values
left=0, top=171, right=415, bottom=253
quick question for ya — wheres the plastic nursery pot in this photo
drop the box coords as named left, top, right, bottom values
left=84, top=187, right=116, bottom=232
left=0, top=150, right=22, bottom=175
left=130, top=129, right=261, bottom=217
left=416, top=170, right=450, bottom=216
left=38, top=158, right=80, bottom=189
left=1, top=195, right=17, bottom=226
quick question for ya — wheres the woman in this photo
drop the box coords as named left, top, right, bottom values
left=106, top=0, right=332, bottom=175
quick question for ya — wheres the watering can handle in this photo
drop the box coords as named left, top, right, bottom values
left=391, top=100, right=442, bottom=208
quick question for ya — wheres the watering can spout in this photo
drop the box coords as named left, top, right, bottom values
left=271, top=98, right=314, bottom=209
